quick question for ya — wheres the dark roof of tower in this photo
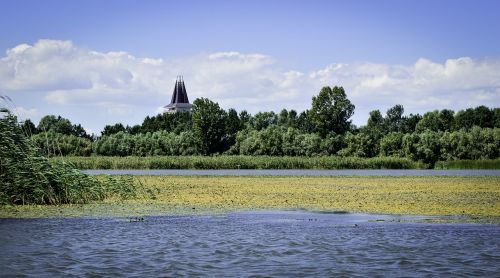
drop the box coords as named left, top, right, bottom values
left=170, top=76, right=190, bottom=104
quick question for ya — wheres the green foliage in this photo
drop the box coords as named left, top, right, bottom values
left=14, top=90, right=499, bottom=167
left=31, top=131, right=93, bottom=156
left=101, top=123, right=127, bottom=136
left=379, top=132, right=405, bottom=157
left=0, top=109, right=135, bottom=205
left=53, top=155, right=421, bottom=170
left=192, top=98, right=227, bottom=155
left=250, top=111, right=278, bottom=130
left=231, top=125, right=333, bottom=156
left=416, top=109, right=454, bottom=132
left=93, top=130, right=199, bottom=156
left=37, top=115, right=91, bottom=139
left=454, top=106, right=495, bottom=130
left=309, top=86, right=355, bottom=137
left=435, top=159, right=500, bottom=169
left=338, top=131, right=379, bottom=158
left=141, top=111, right=192, bottom=134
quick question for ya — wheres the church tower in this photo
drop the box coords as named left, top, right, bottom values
left=163, top=76, right=193, bottom=113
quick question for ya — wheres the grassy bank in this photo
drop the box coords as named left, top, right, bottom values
left=435, top=159, right=500, bottom=169
left=50, top=155, right=424, bottom=170
left=2, top=176, right=499, bottom=219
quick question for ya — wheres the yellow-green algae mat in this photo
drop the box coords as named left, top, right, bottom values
left=2, top=176, right=499, bottom=222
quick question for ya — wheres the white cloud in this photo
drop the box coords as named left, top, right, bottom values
left=1, top=39, right=499, bottom=130
left=11, top=106, right=38, bottom=120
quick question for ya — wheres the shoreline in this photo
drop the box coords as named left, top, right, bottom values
left=1, top=206, right=499, bottom=224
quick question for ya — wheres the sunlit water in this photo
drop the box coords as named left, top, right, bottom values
left=1, top=211, right=499, bottom=277
left=83, top=169, right=500, bottom=176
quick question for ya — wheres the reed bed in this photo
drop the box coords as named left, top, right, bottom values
left=435, top=159, right=500, bottom=169
left=0, top=109, right=136, bottom=205
left=50, top=155, right=423, bottom=170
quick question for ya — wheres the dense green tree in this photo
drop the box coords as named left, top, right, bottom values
left=141, top=112, right=192, bottom=134
left=21, top=119, right=37, bottom=136
left=454, top=106, right=494, bottom=130
left=367, top=110, right=384, bottom=130
left=384, top=105, right=405, bottom=132
left=225, top=108, right=242, bottom=147
left=38, top=115, right=73, bottom=135
left=416, top=109, right=454, bottom=132
left=192, top=98, right=227, bottom=155
left=309, top=86, right=355, bottom=137
left=338, top=132, right=379, bottom=158
left=238, top=110, right=251, bottom=128
left=494, top=108, right=500, bottom=128
left=277, top=109, right=289, bottom=126
left=32, top=131, right=93, bottom=156
left=379, top=132, right=405, bottom=157
left=297, top=110, right=314, bottom=133
left=400, top=113, right=422, bottom=134
left=37, top=115, right=91, bottom=139
left=250, top=111, right=277, bottom=130
left=126, top=124, right=142, bottom=135
left=102, top=123, right=127, bottom=136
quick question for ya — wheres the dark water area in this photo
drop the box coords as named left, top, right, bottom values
left=83, top=169, right=500, bottom=176
left=1, top=211, right=499, bottom=277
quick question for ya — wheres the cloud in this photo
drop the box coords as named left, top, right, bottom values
left=1, top=39, right=499, bottom=129
left=11, top=106, right=38, bottom=120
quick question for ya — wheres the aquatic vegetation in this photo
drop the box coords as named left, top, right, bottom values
left=0, top=109, right=136, bottom=205
left=4, top=176, right=497, bottom=219
left=435, top=159, right=500, bottom=169
left=50, top=155, right=423, bottom=170
left=127, top=176, right=500, bottom=217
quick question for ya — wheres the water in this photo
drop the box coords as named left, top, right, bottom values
left=1, top=211, right=499, bottom=277
left=83, top=169, right=500, bottom=176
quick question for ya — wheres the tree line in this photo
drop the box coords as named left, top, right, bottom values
left=22, top=86, right=500, bottom=166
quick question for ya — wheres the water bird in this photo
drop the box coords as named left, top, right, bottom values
left=130, top=217, right=145, bottom=222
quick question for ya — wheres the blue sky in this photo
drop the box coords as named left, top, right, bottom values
left=1, top=0, right=499, bottom=133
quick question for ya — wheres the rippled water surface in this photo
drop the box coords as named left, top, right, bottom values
left=1, top=211, right=499, bottom=277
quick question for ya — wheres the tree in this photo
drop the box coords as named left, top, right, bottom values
left=37, top=115, right=91, bottom=139
left=297, top=110, right=313, bottom=133
left=101, top=123, right=126, bottom=136
left=454, top=106, right=494, bottom=130
left=250, top=111, right=277, bottom=130
left=225, top=108, right=242, bottom=147
left=309, top=86, right=355, bottom=137
left=416, top=110, right=454, bottom=132
left=385, top=105, right=404, bottom=132
left=367, top=110, right=384, bottom=130
left=192, top=98, right=227, bottom=155
left=37, top=115, right=73, bottom=135
left=21, top=119, right=37, bottom=136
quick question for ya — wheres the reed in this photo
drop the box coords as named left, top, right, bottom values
left=0, top=109, right=136, bottom=205
left=435, top=159, right=500, bottom=169
left=50, top=155, right=424, bottom=170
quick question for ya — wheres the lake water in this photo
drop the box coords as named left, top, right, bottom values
left=83, top=169, right=500, bottom=176
left=1, top=211, right=499, bottom=277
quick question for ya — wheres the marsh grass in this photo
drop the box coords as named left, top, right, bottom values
left=51, top=155, right=424, bottom=170
left=435, top=159, right=500, bottom=169
left=0, top=109, right=136, bottom=205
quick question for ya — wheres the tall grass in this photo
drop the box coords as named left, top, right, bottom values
left=0, top=109, right=135, bottom=205
left=51, top=155, right=424, bottom=170
left=435, top=159, right=500, bottom=170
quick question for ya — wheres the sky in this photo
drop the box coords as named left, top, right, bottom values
left=1, top=0, right=499, bottom=134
